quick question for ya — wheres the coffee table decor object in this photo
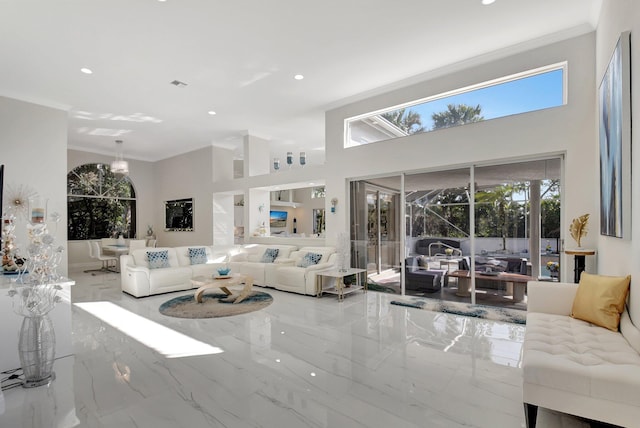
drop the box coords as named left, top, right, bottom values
left=192, top=274, right=253, bottom=304
left=216, top=267, right=231, bottom=277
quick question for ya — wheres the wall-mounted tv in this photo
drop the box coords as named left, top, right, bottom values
left=270, top=210, right=287, bottom=228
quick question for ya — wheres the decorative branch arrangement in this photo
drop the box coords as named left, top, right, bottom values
left=569, top=213, right=590, bottom=248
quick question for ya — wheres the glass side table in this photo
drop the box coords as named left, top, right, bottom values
left=316, top=268, right=367, bottom=301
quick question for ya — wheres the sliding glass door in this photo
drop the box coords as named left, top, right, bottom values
left=351, top=180, right=401, bottom=294
left=349, top=157, right=562, bottom=309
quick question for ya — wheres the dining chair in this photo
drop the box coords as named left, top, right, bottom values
left=83, top=241, right=104, bottom=274
left=91, top=241, right=117, bottom=273
left=146, top=238, right=157, bottom=248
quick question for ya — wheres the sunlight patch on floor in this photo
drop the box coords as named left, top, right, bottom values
left=75, top=301, right=224, bottom=358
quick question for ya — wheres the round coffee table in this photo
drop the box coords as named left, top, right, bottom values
left=191, top=274, right=253, bottom=304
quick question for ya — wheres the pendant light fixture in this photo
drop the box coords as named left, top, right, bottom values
left=110, top=139, right=129, bottom=175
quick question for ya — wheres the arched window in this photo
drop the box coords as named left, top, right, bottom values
left=67, top=163, right=137, bottom=240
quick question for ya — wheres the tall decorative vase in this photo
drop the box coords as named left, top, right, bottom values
left=336, top=232, right=350, bottom=272
left=18, top=313, right=56, bottom=388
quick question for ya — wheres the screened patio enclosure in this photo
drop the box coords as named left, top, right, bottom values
left=350, top=158, right=562, bottom=309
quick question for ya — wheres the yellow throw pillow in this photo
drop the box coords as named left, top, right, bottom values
left=571, top=272, right=631, bottom=331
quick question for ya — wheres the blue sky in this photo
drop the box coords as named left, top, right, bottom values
left=410, top=69, right=564, bottom=129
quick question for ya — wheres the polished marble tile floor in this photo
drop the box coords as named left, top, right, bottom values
left=0, top=271, right=603, bottom=427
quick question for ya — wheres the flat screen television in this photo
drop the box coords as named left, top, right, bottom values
left=269, top=210, right=287, bottom=228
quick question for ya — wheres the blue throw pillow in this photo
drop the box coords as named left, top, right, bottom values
left=260, top=248, right=279, bottom=263
left=297, top=252, right=322, bottom=268
left=188, top=247, right=208, bottom=265
left=147, top=250, right=170, bottom=269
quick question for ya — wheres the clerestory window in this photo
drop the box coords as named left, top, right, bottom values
left=345, top=63, right=566, bottom=147
left=67, top=163, right=136, bottom=240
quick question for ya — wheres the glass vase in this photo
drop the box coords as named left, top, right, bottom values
left=18, top=313, right=56, bottom=388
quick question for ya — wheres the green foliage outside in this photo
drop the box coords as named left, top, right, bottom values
left=381, top=103, right=484, bottom=136
left=410, top=180, right=560, bottom=250
left=381, top=108, right=425, bottom=134
left=431, top=104, right=484, bottom=130
left=67, top=163, right=136, bottom=240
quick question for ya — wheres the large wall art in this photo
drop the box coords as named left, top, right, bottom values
left=599, top=31, right=631, bottom=238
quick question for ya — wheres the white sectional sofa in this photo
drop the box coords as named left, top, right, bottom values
left=121, top=246, right=234, bottom=297
left=121, top=247, right=193, bottom=297
left=121, top=244, right=339, bottom=298
left=274, top=246, right=337, bottom=295
left=523, top=281, right=640, bottom=428
left=229, top=244, right=298, bottom=287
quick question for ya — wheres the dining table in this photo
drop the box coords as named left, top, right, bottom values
left=102, top=244, right=129, bottom=273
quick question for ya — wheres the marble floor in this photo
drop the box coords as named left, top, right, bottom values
left=0, top=271, right=607, bottom=427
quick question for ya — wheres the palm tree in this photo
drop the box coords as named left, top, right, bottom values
left=381, top=108, right=425, bottom=134
left=475, top=183, right=527, bottom=251
left=431, top=104, right=484, bottom=130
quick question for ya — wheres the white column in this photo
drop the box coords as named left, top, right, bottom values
left=211, top=147, right=235, bottom=245
left=248, top=188, right=270, bottom=237
left=212, top=194, right=234, bottom=245
left=529, top=180, right=541, bottom=279
left=212, top=146, right=234, bottom=181
left=243, top=134, right=270, bottom=177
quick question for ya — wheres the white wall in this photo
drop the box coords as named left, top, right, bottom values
left=595, top=0, right=640, bottom=321
left=153, top=146, right=216, bottom=247
left=0, top=96, right=70, bottom=371
left=325, top=33, right=597, bottom=283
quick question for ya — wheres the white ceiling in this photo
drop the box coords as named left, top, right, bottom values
left=0, top=0, right=601, bottom=162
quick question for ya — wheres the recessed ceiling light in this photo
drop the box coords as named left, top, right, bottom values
left=481, top=0, right=495, bottom=4
left=207, top=111, right=216, bottom=115
left=294, top=74, right=304, bottom=80
left=80, top=68, right=93, bottom=74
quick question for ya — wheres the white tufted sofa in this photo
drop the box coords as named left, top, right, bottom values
left=523, top=281, right=640, bottom=428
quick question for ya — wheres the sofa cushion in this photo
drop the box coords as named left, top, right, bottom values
left=523, top=312, right=640, bottom=406
left=148, top=250, right=170, bottom=269
left=188, top=247, right=208, bottom=265
left=260, top=248, right=279, bottom=263
left=571, top=272, right=631, bottom=331
left=297, top=252, right=322, bottom=268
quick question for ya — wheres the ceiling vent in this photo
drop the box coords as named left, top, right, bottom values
left=170, top=80, right=188, bottom=87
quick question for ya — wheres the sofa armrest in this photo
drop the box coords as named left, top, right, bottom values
left=527, top=281, right=578, bottom=316
left=274, top=258, right=295, bottom=266
left=126, top=264, right=151, bottom=277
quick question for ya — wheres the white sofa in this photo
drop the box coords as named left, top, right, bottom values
left=523, top=281, right=640, bottom=428
left=121, top=247, right=193, bottom=297
left=229, top=244, right=297, bottom=287
left=120, top=244, right=299, bottom=297
left=121, top=246, right=235, bottom=297
left=274, top=246, right=337, bottom=295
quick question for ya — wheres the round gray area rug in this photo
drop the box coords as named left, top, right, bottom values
left=159, top=291, right=273, bottom=319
